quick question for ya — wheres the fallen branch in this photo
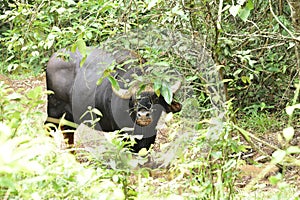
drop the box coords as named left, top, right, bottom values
left=46, top=116, right=79, bottom=129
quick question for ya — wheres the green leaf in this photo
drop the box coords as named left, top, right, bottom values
left=195, top=123, right=203, bottom=130
left=153, top=61, right=169, bottom=67
left=286, top=146, right=300, bottom=154
left=79, top=56, right=87, bottom=67
left=269, top=173, right=282, bottom=185
left=71, top=43, right=77, bottom=53
left=108, top=76, right=120, bottom=90
left=56, top=7, right=66, bottom=15
left=76, top=37, right=87, bottom=66
left=138, top=84, right=146, bottom=95
left=286, top=104, right=300, bottom=115
left=27, top=86, right=42, bottom=99
left=76, top=37, right=86, bottom=56
left=238, top=0, right=254, bottom=22
left=282, top=127, right=294, bottom=142
left=161, top=82, right=172, bottom=105
left=186, top=75, right=198, bottom=81
left=229, top=5, right=241, bottom=17
left=147, top=0, right=159, bottom=10
left=64, top=0, right=76, bottom=5
left=211, top=151, right=222, bottom=159
left=234, top=125, right=251, bottom=142
left=138, top=148, right=148, bottom=157
left=154, top=80, right=162, bottom=96
left=7, top=93, right=22, bottom=100
left=97, top=77, right=104, bottom=85
left=245, top=0, right=254, bottom=10
left=239, top=8, right=250, bottom=22
left=271, top=150, right=286, bottom=164
left=241, top=76, right=250, bottom=84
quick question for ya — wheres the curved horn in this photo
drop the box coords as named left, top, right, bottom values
left=111, top=86, right=131, bottom=99
left=171, top=79, right=182, bottom=93
left=112, top=78, right=181, bottom=99
left=111, top=84, right=138, bottom=99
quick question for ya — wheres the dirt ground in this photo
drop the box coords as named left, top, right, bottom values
left=1, top=73, right=299, bottom=194
left=0, top=73, right=47, bottom=113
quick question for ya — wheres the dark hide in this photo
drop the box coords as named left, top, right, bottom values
left=46, top=47, right=181, bottom=152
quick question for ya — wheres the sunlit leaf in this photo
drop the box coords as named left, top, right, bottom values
left=7, top=92, right=22, bottom=100
left=271, top=149, right=286, bottom=164
left=241, top=76, right=250, bottom=84
left=229, top=5, right=240, bottom=17
left=27, top=86, right=42, bottom=99
left=238, top=0, right=254, bottom=22
left=91, top=108, right=102, bottom=117
left=56, top=7, right=66, bottom=15
left=286, top=104, right=300, bottom=115
left=138, top=148, right=148, bottom=157
left=245, top=0, right=254, bottom=10
left=161, top=82, right=172, bottom=105
left=147, top=0, right=159, bottom=10
left=64, top=0, right=76, bottom=5
left=108, top=76, right=120, bottom=90
left=76, top=36, right=87, bottom=67
left=52, top=26, right=61, bottom=32
left=282, top=127, right=294, bottom=142
left=79, top=55, right=87, bottom=67
left=195, top=123, right=203, bottom=130
left=97, top=77, right=104, bottom=85
left=239, top=11, right=248, bottom=22
left=286, top=146, right=300, bottom=154
left=269, top=173, right=282, bottom=185
left=154, top=80, right=162, bottom=96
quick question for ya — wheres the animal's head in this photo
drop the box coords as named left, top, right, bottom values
left=112, top=80, right=182, bottom=127
left=110, top=49, right=182, bottom=127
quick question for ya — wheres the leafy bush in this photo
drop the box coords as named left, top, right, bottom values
left=0, top=82, right=125, bottom=199
left=0, top=0, right=121, bottom=74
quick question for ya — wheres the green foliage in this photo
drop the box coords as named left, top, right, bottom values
left=239, top=112, right=282, bottom=134
left=1, top=0, right=299, bottom=198
left=0, top=0, right=120, bottom=74
left=0, top=82, right=126, bottom=199
left=216, top=0, right=296, bottom=112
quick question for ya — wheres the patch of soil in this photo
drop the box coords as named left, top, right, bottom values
left=0, top=73, right=47, bottom=113
left=238, top=129, right=300, bottom=190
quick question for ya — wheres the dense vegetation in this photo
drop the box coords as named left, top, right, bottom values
left=1, top=0, right=300, bottom=199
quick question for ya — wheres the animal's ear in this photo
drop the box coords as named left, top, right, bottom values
left=165, top=100, right=182, bottom=113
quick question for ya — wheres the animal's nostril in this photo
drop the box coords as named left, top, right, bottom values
left=137, top=111, right=151, bottom=119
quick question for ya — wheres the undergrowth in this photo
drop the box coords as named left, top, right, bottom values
left=1, top=79, right=300, bottom=199
left=0, top=81, right=125, bottom=199
left=0, top=80, right=242, bottom=199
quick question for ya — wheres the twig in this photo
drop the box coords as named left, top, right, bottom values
left=249, top=42, right=286, bottom=53
left=233, top=124, right=279, bottom=151
left=244, top=162, right=277, bottom=192
left=217, top=0, right=223, bottom=30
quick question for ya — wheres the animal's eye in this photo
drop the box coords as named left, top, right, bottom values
left=147, top=101, right=152, bottom=108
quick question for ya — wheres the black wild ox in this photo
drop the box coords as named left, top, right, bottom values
left=46, top=47, right=182, bottom=152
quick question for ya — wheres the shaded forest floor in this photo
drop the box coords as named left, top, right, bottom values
left=1, top=73, right=299, bottom=198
